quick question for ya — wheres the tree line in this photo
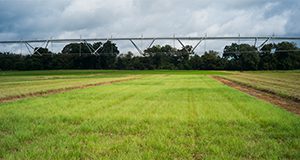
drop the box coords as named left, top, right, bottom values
left=0, top=41, right=300, bottom=70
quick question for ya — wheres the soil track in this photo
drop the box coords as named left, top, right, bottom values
left=0, top=77, right=140, bottom=103
left=212, top=76, right=300, bottom=115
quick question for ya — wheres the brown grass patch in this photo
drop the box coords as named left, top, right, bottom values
left=212, top=76, right=300, bottom=115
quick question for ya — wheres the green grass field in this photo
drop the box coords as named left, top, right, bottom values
left=0, top=70, right=227, bottom=99
left=0, top=70, right=130, bottom=99
left=221, top=70, right=300, bottom=101
left=0, top=70, right=299, bottom=159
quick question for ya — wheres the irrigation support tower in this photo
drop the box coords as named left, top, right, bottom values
left=1, top=36, right=300, bottom=55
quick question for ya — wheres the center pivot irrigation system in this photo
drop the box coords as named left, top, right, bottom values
left=1, top=36, right=300, bottom=55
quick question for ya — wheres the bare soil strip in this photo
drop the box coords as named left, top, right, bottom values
left=212, top=76, right=300, bottom=115
left=0, top=77, right=140, bottom=104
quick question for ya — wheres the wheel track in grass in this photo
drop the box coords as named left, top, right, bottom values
left=0, top=76, right=142, bottom=104
left=200, top=77, right=294, bottom=159
left=215, top=79, right=300, bottom=158
left=0, top=79, right=143, bottom=152
left=212, top=76, right=300, bottom=115
left=216, top=75, right=300, bottom=102
left=226, top=75, right=300, bottom=95
left=185, top=76, right=204, bottom=159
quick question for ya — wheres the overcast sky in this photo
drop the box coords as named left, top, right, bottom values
left=0, top=0, right=299, bottom=54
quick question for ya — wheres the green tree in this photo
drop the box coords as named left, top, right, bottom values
left=259, top=44, right=277, bottom=70
left=190, top=54, right=203, bottom=69
left=201, top=50, right=223, bottom=70
left=223, top=43, right=259, bottom=70
left=274, top=42, right=300, bottom=70
left=94, top=41, right=120, bottom=69
left=61, top=43, right=92, bottom=55
left=144, top=45, right=177, bottom=69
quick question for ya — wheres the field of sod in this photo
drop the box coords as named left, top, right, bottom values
left=221, top=70, right=300, bottom=101
left=0, top=70, right=299, bottom=159
left=0, top=70, right=223, bottom=99
left=0, top=70, right=136, bottom=99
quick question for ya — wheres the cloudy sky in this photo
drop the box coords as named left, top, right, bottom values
left=0, top=0, right=299, bottom=54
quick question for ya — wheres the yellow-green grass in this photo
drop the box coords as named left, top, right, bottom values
left=0, top=73, right=299, bottom=159
left=221, top=70, right=300, bottom=101
left=0, top=71, right=131, bottom=99
left=0, top=70, right=227, bottom=99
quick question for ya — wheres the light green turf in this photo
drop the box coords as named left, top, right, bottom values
left=0, top=73, right=299, bottom=159
left=0, top=70, right=228, bottom=99
left=222, top=70, right=300, bottom=101
left=0, top=75, right=134, bottom=99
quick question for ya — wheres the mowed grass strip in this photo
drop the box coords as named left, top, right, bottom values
left=221, top=70, right=300, bottom=101
left=0, top=74, right=299, bottom=159
left=0, top=70, right=228, bottom=99
left=0, top=71, right=132, bottom=99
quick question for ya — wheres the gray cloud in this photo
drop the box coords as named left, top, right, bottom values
left=0, top=0, right=299, bottom=53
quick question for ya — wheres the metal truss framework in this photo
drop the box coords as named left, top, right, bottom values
left=1, top=36, right=300, bottom=55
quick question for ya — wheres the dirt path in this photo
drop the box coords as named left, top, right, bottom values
left=0, top=77, right=140, bottom=104
left=212, top=76, right=300, bottom=115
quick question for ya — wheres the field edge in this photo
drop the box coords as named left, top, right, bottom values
left=212, top=76, right=300, bottom=115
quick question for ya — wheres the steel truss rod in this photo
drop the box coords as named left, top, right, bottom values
left=177, top=39, right=190, bottom=53
left=254, top=38, right=258, bottom=47
left=258, top=38, right=270, bottom=49
left=192, top=38, right=204, bottom=52
left=148, top=39, right=156, bottom=48
left=24, top=42, right=32, bottom=54
left=1, top=36, right=300, bottom=44
left=25, top=42, right=42, bottom=55
left=92, top=39, right=108, bottom=54
left=83, top=40, right=94, bottom=54
left=177, top=39, right=185, bottom=48
left=93, top=45, right=102, bottom=54
left=45, top=40, right=50, bottom=49
left=129, top=39, right=143, bottom=55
